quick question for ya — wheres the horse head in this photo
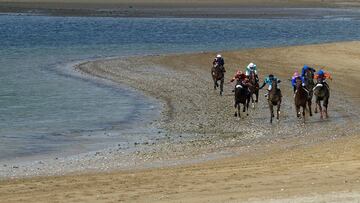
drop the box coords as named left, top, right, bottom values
left=304, top=70, right=315, bottom=87
left=271, top=79, right=278, bottom=91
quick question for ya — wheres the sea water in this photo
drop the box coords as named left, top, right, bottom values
left=1, top=12, right=360, bottom=161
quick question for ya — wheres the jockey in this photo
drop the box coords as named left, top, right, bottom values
left=291, top=71, right=305, bottom=93
left=301, top=65, right=316, bottom=77
left=213, top=54, right=226, bottom=72
left=230, top=70, right=247, bottom=83
left=230, top=70, right=249, bottom=92
left=245, top=62, right=259, bottom=82
left=259, top=74, right=281, bottom=97
left=314, top=69, right=332, bottom=89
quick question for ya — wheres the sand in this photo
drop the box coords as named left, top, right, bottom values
left=1, top=0, right=360, bottom=17
left=1, top=41, right=360, bottom=202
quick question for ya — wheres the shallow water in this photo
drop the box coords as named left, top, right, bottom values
left=1, top=12, right=360, bottom=161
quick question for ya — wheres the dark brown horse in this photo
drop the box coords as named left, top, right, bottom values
left=248, top=71, right=259, bottom=109
left=211, top=62, right=225, bottom=96
left=313, top=81, right=330, bottom=119
left=304, top=69, right=315, bottom=103
left=268, top=79, right=282, bottom=123
left=294, top=78, right=312, bottom=123
left=303, top=70, right=314, bottom=117
left=234, top=80, right=250, bottom=118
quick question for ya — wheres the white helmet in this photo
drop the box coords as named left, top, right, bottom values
left=248, top=62, right=256, bottom=68
left=216, top=54, right=222, bottom=58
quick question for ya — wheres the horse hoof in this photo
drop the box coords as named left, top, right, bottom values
left=252, top=104, right=255, bottom=109
left=234, top=113, right=237, bottom=117
left=310, top=113, right=313, bottom=117
left=247, top=113, right=249, bottom=116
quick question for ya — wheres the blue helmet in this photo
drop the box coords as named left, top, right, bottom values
left=303, top=65, right=309, bottom=70
left=318, top=69, right=324, bottom=75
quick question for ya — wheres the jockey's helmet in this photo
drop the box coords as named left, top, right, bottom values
left=269, top=74, right=274, bottom=78
left=318, top=69, right=324, bottom=76
left=216, top=54, right=222, bottom=58
left=248, top=63, right=256, bottom=69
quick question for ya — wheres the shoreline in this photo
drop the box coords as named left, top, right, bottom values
left=1, top=41, right=360, bottom=202
left=1, top=0, right=360, bottom=18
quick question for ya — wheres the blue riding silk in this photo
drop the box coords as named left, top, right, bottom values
left=260, top=76, right=281, bottom=89
left=301, top=65, right=316, bottom=77
left=291, top=76, right=305, bottom=87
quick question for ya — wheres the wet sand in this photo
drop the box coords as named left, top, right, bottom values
left=1, top=0, right=360, bottom=17
left=1, top=41, right=360, bottom=202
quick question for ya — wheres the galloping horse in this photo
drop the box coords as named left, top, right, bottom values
left=294, top=78, right=311, bottom=123
left=248, top=71, right=259, bottom=108
left=211, top=62, right=225, bottom=96
left=234, top=80, right=250, bottom=118
left=303, top=70, right=314, bottom=117
left=267, top=79, right=282, bottom=123
left=304, top=69, right=315, bottom=101
left=313, top=81, right=330, bottom=119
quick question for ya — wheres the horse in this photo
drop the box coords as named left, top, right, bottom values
left=313, top=80, right=330, bottom=119
left=211, top=62, right=225, bottom=96
left=303, top=70, right=315, bottom=117
left=267, top=79, right=282, bottom=123
left=247, top=71, right=259, bottom=108
left=234, top=80, right=250, bottom=118
left=294, top=78, right=311, bottom=123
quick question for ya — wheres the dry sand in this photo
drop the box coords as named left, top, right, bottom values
left=0, top=41, right=360, bottom=202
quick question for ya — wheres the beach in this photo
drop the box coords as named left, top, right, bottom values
left=1, top=41, right=360, bottom=202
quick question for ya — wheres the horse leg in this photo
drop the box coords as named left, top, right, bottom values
left=308, top=99, right=312, bottom=117
left=238, top=103, right=241, bottom=118
left=302, top=105, right=306, bottom=124
left=269, top=103, right=274, bottom=123
left=276, top=102, right=280, bottom=121
left=314, top=101, right=318, bottom=113
left=251, top=94, right=255, bottom=109
left=296, top=105, right=300, bottom=118
left=213, top=79, right=217, bottom=90
left=246, top=98, right=250, bottom=116
left=220, top=78, right=224, bottom=96
left=255, top=90, right=259, bottom=103
left=234, top=101, right=238, bottom=117
left=318, top=101, right=323, bottom=119
left=324, top=98, right=329, bottom=118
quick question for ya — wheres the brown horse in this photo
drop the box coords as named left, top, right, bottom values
left=294, top=78, right=312, bottom=123
left=268, top=79, right=282, bottom=123
left=211, top=62, right=225, bottom=96
left=248, top=71, right=259, bottom=108
left=303, top=70, right=314, bottom=117
left=234, top=80, right=250, bottom=118
left=313, top=81, right=330, bottom=119
left=304, top=69, right=315, bottom=103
